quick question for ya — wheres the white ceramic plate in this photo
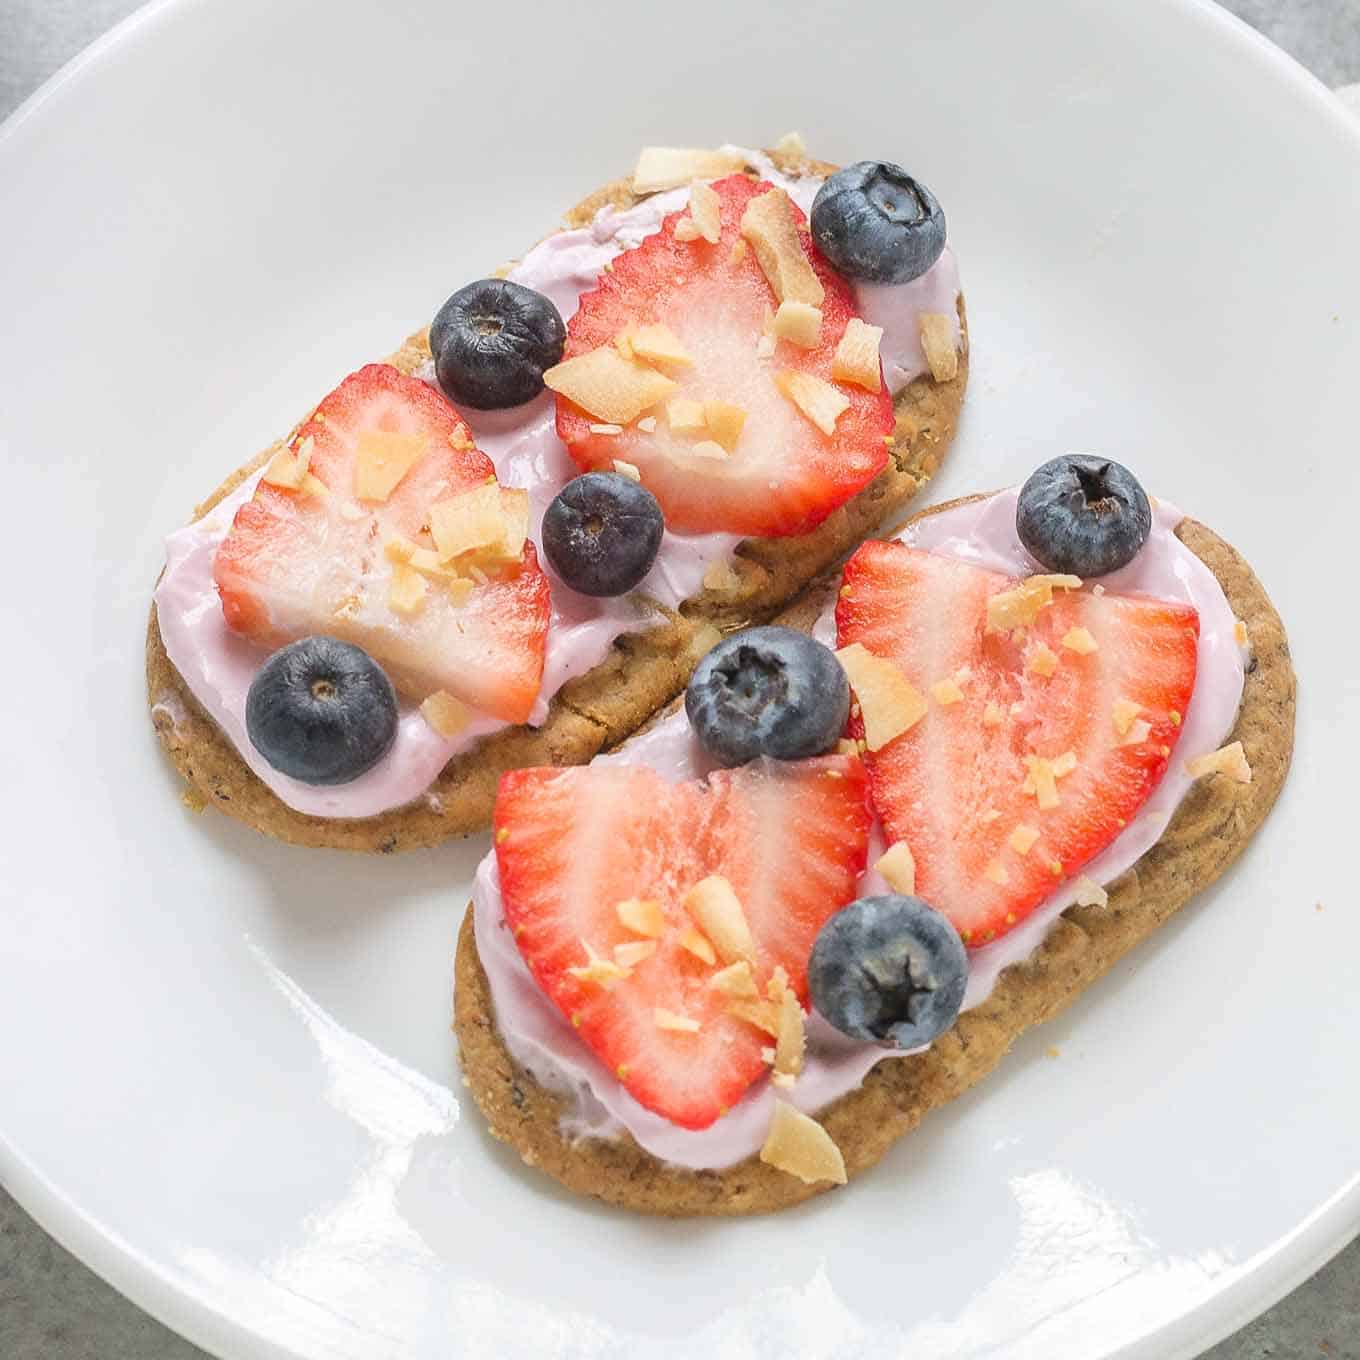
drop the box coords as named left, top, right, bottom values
left=2, top=1, right=1357, bottom=1356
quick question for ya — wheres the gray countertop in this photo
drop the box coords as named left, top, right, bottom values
left=2, top=2, right=1358, bottom=1357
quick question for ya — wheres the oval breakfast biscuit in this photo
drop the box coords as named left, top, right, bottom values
left=146, top=148, right=969, bottom=851
left=452, top=501, right=1295, bottom=1215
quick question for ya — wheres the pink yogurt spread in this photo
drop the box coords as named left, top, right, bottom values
left=471, top=488, right=1247, bottom=1170
left=153, top=147, right=962, bottom=819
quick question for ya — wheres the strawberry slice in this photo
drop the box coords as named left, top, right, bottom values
left=554, top=175, right=892, bottom=537
left=836, top=542, right=1199, bottom=946
left=215, top=364, right=550, bottom=724
left=495, top=757, right=871, bottom=1129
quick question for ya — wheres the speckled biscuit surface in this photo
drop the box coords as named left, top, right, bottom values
left=146, top=150, right=968, bottom=851
left=452, top=502, right=1295, bottom=1216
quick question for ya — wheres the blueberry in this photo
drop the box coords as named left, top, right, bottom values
left=246, top=636, right=398, bottom=786
left=808, top=894, right=968, bottom=1049
left=810, top=161, right=946, bottom=285
left=430, top=279, right=565, bottom=410
left=1015, top=455, right=1152, bottom=578
left=541, top=472, right=664, bottom=597
left=685, top=626, right=850, bottom=767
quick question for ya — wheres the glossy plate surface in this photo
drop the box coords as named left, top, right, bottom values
left=1, top=1, right=1356, bottom=1356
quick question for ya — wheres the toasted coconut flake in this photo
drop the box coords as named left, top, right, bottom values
left=689, top=180, right=722, bottom=244
left=261, top=444, right=309, bottom=491
left=690, top=440, right=729, bottom=461
left=986, top=579, right=1053, bottom=633
left=1073, top=876, right=1109, bottom=908
left=420, top=690, right=468, bottom=738
left=632, top=146, right=746, bottom=194
left=654, top=1007, right=701, bottom=1034
left=771, top=299, right=823, bottom=348
left=677, top=924, right=717, bottom=965
left=388, top=562, right=428, bottom=615
left=773, top=990, right=805, bottom=1080
left=616, top=897, right=666, bottom=938
left=1062, top=626, right=1099, bottom=655
left=589, top=423, right=623, bottom=436
left=1009, top=824, right=1040, bottom=855
left=931, top=676, right=965, bottom=706
left=835, top=644, right=927, bottom=751
left=666, top=397, right=707, bottom=432
left=544, top=347, right=678, bottom=424
left=682, top=875, right=754, bottom=964
left=773, top=130, right=807, bottom=157
left=709, top=960, right=759, bottom=999
left=614, top=940, right=657, bottom=969
left=775, top=370, right=849, bottom=435
left=875, top=840, right=916, bottom=894
left=831, top=317, right=884, bottom=391
left=740, top=188, right=825, bottom=306
left=631, top=323, right=694, bottom=370
left=919, top=312, right=959, bottom=382
left=726, top=997, right=781, bottom=1037
left=1022, top=756, right=1060, bottom=810
left=1111, top=697, right=1143, bottom=737
left=1120, top=718, right=1152, bottom=747
left=760, top=1101, right=847, bottom=1185
left=567, top=942, right=629, bottom=988
left=355, top=429, right=429, bottom=503
left=1187, top=740, right=1252, bottom=783
left=429, top=483, right=528, bottom=565
left=703, top=400, right=747, bottom=452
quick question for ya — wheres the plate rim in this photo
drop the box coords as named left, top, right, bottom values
left=1, top=0, right=1358, bottom=1357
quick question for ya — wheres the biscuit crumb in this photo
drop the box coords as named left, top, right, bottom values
left=181, top=787, right=209, bottom=815
left=612, top=459, right=642, bottom=482
left=654, top=1007, right=701, bottom=1033
left=589, top=423, right=623, bottom=436
left=1009, top=824, right=1040, bottom=855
